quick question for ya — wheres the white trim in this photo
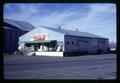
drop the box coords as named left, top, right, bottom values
left=35, top=52, right=63, bottom=57
left=3, top=26, right=13, bottom=30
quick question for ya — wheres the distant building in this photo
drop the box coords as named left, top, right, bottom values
left=3, top=18, right=35, bottom=54
left=19, top=26, right=109, bottom=57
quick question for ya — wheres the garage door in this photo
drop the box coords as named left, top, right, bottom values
left=78, top=41, right=88, bottom=52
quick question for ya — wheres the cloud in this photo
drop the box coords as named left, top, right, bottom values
left=4, top=3, right=116, bottom=42
left=61, top=4, right=116, bottom=42
left=4, top=3, right=42, bottom=20
left=28, top=11, right=76, bottom=27
left=63, top=4, right=116, bottom=29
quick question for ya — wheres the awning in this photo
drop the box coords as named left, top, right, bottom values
left=18, top=40, right=57, bottom=44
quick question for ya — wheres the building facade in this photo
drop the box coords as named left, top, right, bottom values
left=19, top=26, right=109, bottom=56
left=64, top=35, right=109, bottom=55
left=3, top=19, right=35, bottom=54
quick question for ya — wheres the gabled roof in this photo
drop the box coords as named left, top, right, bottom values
left=4, top=18, right=35, bottom=31
left=40, top=26, right=106, bottom=39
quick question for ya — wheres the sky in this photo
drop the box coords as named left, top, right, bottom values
left=4, top=3, right=116, bottom=43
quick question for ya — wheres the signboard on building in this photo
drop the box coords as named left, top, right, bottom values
left=31, top=34, right=48, bottom=41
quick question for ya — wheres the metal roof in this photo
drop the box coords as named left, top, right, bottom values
left=40, top=26, right=106, bottom=39
left=4, top=18, right=35, bottom=31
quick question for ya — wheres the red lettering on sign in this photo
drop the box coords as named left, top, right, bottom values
left=32, top=35, right=46, bottom=41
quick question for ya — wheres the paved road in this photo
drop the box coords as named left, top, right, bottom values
left=4, top=54, right=116, bottom=79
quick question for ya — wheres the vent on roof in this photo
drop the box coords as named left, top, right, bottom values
left=75, top=28, right=79, bottom=31
left=58, top=26, right=61, bottom=29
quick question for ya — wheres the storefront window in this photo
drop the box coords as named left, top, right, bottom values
left=67, top=41, right=69, bottom=45
left=72, top=42, right=74, bottom=45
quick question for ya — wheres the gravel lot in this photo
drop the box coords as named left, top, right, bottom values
left=4, top=54, right=116, bottom=80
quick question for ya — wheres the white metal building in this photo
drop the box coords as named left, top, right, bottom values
left=19, top=26, right=109, bottom=57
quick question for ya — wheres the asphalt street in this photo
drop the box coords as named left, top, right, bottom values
left=4, top=54, right=116, bottom=79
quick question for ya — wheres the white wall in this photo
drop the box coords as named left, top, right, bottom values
left=19, top=27, right=65, bottom=51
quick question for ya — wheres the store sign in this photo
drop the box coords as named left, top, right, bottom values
left=31, top=34, right=48, bottom=41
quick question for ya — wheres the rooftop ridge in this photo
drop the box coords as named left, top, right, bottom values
left=38, top=26, right=106, bottom=39
left=4, top=18, right=35, bottom=31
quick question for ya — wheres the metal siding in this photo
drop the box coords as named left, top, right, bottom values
left=4, top=29, right=11, bottom=53
left=65, top=35, right=89, bottom=52
left=4, top=22, right=21, bottom=30
left=65, top=36, right=76, bottom=52
left=19, top=27, right=65, bottom=51
left=65, top=35, right=102, bottom=54
left=78, top=41, right=88, bottom=52
left=10, top=29, right=13, bottom=53
left=8, top=30, right=10, bottom=52
left=11, top=29, right=16, bottom=53
left=20, top=27, right=64, bottom=41
left=41, top=26, right=106, bottom=39
left=3, top=28, right=28, bottom=53
left=14, top=21, right=35, bottom=31
left=97, top=39, right=108, bottom=53
left=3, top=29, right=9, bottom=53
left=88, top=38, right=98, bottom=54
left=4, top=21, right=21, bottom=29
left=9, top=29, right=12, bottom=53
left=4, top=19, right=35, bottom=31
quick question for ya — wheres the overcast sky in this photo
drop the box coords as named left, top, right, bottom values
left=4, top=3, right=116, bottom=43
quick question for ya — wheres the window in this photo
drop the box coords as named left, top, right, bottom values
left=67, top=41, right=69, bottom=44
left=72, top=42, right=74, bottom=45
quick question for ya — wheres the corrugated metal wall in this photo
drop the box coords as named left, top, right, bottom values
left=3, top=20, right=34, bottom=54
left=3, top=28, right=10, bottom=53
left=3, top=28, right=27, bottom=54
left=64, top=35, right=90, bottom=53
left=64, top=35, right=108, bottom=54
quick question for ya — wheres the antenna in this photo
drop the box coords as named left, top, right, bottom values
left=58, top=26, right=61, bottom=29
left=75, top=28, right=79, bottom=31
